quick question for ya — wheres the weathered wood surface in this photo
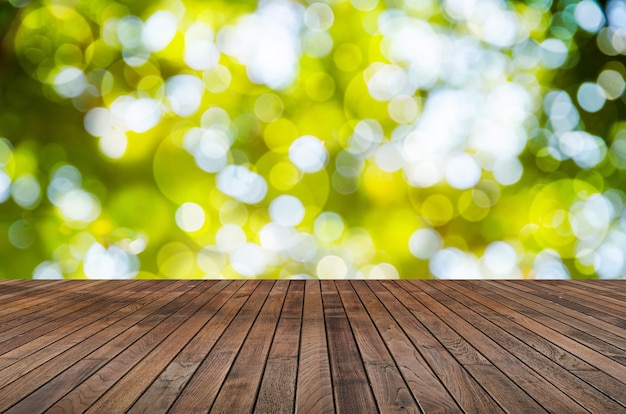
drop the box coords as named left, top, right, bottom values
left=0, top=280, right=624, bottom=413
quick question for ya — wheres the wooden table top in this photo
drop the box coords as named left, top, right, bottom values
left=0, top=279, right=624, bottom=413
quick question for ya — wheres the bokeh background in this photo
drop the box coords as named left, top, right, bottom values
left=0, top=0, right=625, bottom=279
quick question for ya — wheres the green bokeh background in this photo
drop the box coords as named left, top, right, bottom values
left=0, top=0, right=625, bottom=279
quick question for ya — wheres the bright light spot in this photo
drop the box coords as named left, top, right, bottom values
left=481, top=242, right=518, bottom=276
left=254, top=93, right=284, bottom=123
left=409, top=229, right=442, bottom=259
left=217, top=1, right=303, bottom=89
left=84, top=242, right=139, bottom=279
left=305, top=3, right=334, bottom=31
left=314, top=212, right=344, bottom=243
left=545, top=90, right=580, bottom=132
left=577, top=82, right=606, bottom=113
left=558, top=131, right=606, bottom=169
left=608, top=0, right=626, bottom=29
left=540, top=38, right=568, bottom=69
left=260, top=222, right=296, bottom=251
left=289, top=135, right=328, bottom=173
left=184, top=127, right=231, bottom=173
left=352, top=0, right=378, bottom=12
left=388, top=95, right=419, bottom=123
left=317, top=255, right=348, bottom=279
left=404, top=161, right=444, bottom=188
left=47, top=165, right=81, bottom=204
left=0, top=171, right=11, bottom=203
left=380, top=17, right=442, bottom=88
left=575, top=0, right=606, bottom=33
left=184, top=22, right=220, bottom=70
left=230, top=242, right=267, bottom=277
left=143, top=11, right=178, bottom=52
left=110, top=96, right=161, bottom=133
left=8, top=219, right=34, bottom=249
left=430, top=248, right=482, bottom=279
left=33, top=261, right=64, bottom=279
left=203, top=64, right=232, bottom=93
left=444, top=0, right=476, bottom=20
left=598, top=69, right=625, bottom=99
left=99, top=130, right=127, bottom=159
left=369, top=263, right=399, bottom=279
left=165, top=75, right=204, bottom=117
left=198, top=248, right=226, bottom=276
left=569, top=194, right=612, bottom=241
left=117, top=16, right=143, bottom=49
left=302, top=30, right=333, bottom=58
left=445, top=153, right=481, bottom=189
left=53, top=67, right=86, bottom=98
left=57, top=189, right=101, bottom=223
left=176, top=202, right=205, bottom=232
left=11, top=174, right=40, bottom=209
left=270, top=195, right=305, bottom=226
left=288, top=232, right=318, bottom=261
left=534, top=249, right=570, bottom=279
left=217, top=165, right=268, bottom=204
left=375, top=143, right=403, bottom=173
left=595, top=243, right=625, bottom=278
left=84, top=107, right=112, bottom=137
left=349, top=119, right=383, bottom=155
left=493, top=158, right=523, bottom=185
left=466, top=2, right=521, bottom=49
left=216, top=224, right=246, bottom=252
left=366, top=63, right=407, bottom=101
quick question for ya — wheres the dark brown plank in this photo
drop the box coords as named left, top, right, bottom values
left=481, top=281, right=626, bottom=372
left=432, top=281, right=625, bottom=413
left=400, top=281, right=563, bottom=413
left=78, top=281, right=239, bottom=413
left=322, top=281, right=378, bottom=414
left=0, top=281, right=193, bottom=412
left=350, top=280, right=463, bottom=413
left=336, top=281, right=421, bottom=413
left=128, top=280, right=256, bottom=413
left=255, top=281, right=304, bottom=414
left=210, top=281, right=288, bottom=413
left=45, top=281, right=232, bottom=414
left=167, top=280, right=274, bottom=412
left=295, top=281, right=334, bottom=414
left=378, top=281, right=512, bottom=413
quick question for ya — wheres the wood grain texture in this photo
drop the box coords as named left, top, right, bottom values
left=0, top=280, right=624, bottom=413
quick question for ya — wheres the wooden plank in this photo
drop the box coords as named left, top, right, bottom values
left=432, top=281, right=625, bottom=413
left=78, top=281, right=239, bottom=414
left=377, top=281, right=509, bottom=413
left=255, top=281, right=304, bottom=414
left=351, top=280, right=463, bottom=413
left=0, top=281, right=160, bottom=362
left=336, top=281, right=421, bottom=413
left=499, top=280, right=626, bottom=341
left=210, top=281, right=289, bottom=413
left=481, top=281, right=626, bottom=369
left=0, top=281, right=162, bottom=385
left=0, top=280, right=623, bottom=413
left=321, top=281, right=378, bottom=414
left=11, top=284, right=228, bottom=413
left=128, top=280, right=255, bottom=413
left=0, top=280, right=125, bottom=345
left=38, top=281, right=229, bottom=414
left=0, top=281, right=194, bottom=412
left=167, top=280, right=273, bottom=413
left=295, top=281, right=334, bottom=414
left=0, top=281, right=102, bottom=320
left=400, top=281, right=565, bottom=413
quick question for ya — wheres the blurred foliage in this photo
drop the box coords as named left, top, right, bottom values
left=0, top=0, right=625, bottom=279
